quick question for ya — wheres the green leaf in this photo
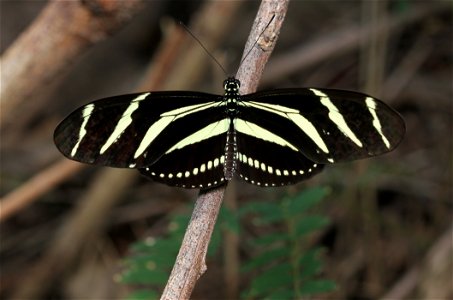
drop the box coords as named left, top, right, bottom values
left=265, top=288, right=295, bottom=300
left=167, top=215, right=190, bottom=235
left=240, top=186, right=335, bottom=299
left=294, top=215, right=330, bottom=237
left=252, top=232, right=289, bottom=246
left=241, top=247, right=289, bottom=273
left=248, top=263, right=292, bottom=296
left=298, top=248, right=323, bottom=279
left=120, top=216, right=185, bottom=290
left=129, top=238, right=157, bottom=252
left=299, top=279, right=337, bottom=295
left=284, top=187, right=329, bottom=215
left=239, top=202, right=279, bottom=218
left=123, top=255, right=175, bottom=274
left=124, top=247, right=177, bottom=270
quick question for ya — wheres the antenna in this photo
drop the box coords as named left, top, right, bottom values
left=238, top=14, right=276, bottom=69
left=179, top=21, right=228, bottom=76
left=179, top=15, right=275, bottom=77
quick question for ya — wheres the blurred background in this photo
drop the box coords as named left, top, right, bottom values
left=1, top=0, right=451, bottom=299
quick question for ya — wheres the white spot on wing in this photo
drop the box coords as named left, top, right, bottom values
left=213, top=158, right=219, bottom=167
left=254, top=159, right=259, bottom=169
left=248, top=157, right=253, bottom=167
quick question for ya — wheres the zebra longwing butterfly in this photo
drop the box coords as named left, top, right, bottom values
left=54, top=77, right=405, bottom=188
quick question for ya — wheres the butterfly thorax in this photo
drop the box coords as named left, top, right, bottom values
left=223, top=77, right=241, bottom=118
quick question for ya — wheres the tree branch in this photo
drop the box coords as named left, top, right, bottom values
left=160, top=1, right=290, bottom=299
left=0, top=160, right=84, bottom=222
left=0, top=0, right=144, bottom=128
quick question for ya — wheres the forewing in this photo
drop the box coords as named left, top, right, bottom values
left=54, top=91, right=225, bottom=168
left=240, top=88, right=405, bottom=164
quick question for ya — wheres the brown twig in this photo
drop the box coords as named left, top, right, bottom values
left=160, top=1, right=290, bottom=299
left=0, top=160, right=84, bottom=222
left=223, top=181, right=240, bottom=299
left=0, top=0, right=145, bottom=128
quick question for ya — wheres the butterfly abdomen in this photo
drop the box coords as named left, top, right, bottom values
left=223, top=125, right=238, bottom=181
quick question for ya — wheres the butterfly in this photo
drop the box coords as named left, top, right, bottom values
left=54, top=77, right=405, bottom=188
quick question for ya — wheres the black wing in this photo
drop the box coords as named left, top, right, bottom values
left=235, top=132, right=324, bottom=187
left=239, top=88, right=405, bottom=164
left=54, top=91, right=226, bottom=171
left=139, top=133, right=228, bottom=188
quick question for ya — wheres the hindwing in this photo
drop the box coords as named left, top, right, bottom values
left=140, top=132, right=228, bottom=188
left=235, top=132, right=324, bottom=187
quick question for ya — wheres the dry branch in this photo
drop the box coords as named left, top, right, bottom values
left=0, top=0, right=144, bottom=128
left=161, top=1, right=290, bottom=299
left=0, top=160, right=83, bottom=222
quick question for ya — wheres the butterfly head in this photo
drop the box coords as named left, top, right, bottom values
left=223, top=77, right=240, bottom=94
